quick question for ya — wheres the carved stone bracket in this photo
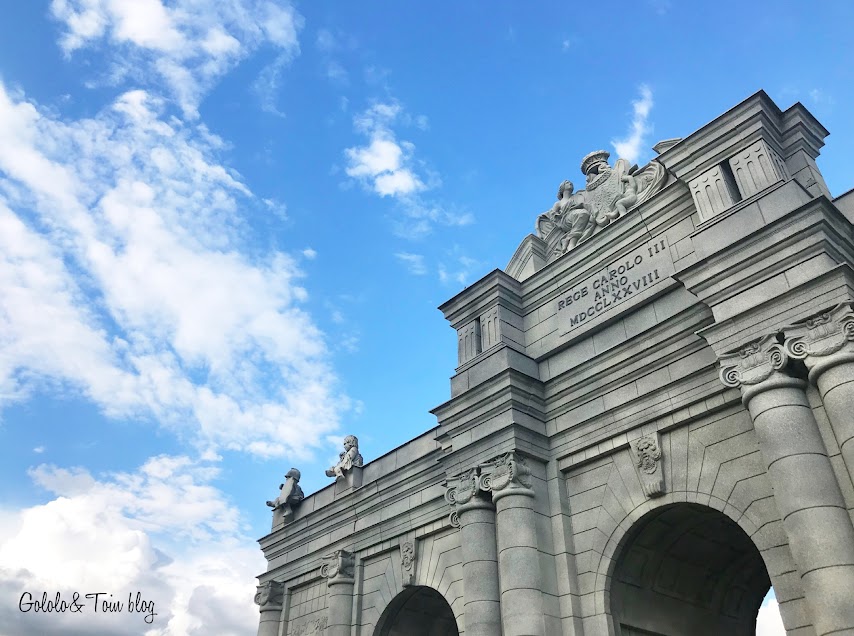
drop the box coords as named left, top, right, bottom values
left=320, top=550, right=356, bottom=586
left=254, top=580, right=285, bottom=610
left=784, top=303, right=854, bottom=382
left=400, top=539, right=416, bottom=587
left=630, top=432, right=665, bottom=498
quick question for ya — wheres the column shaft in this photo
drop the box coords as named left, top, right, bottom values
left=494, top=490, right=545, bottom=636
left=257, top=608, right=282, bottom=636
left=327, top=581, right=355, bottom=636
left=457, top=501, right=502, bottom=636
left=814, top=360, right=854, bottom=482
left=746, top=377, right=854, bottom=636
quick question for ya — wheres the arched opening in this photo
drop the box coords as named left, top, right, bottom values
left=610, top=503, right=771, bottom=636
left=373, top=585, right=459, bottom=636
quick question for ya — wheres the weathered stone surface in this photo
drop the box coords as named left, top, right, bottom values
left=256, top=91, right=854, bottom=636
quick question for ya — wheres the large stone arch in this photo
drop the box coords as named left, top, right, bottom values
left=372, top=585, right=460, bottom=636
left=570, top=409, right=813, bottom=634
left=604, top=502, right=770, bottom=635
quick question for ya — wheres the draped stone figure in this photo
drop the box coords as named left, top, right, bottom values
left=536, top=150, right=666, bottom=261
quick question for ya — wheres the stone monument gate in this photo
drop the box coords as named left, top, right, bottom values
left=256, top=91, right=854, bottom=635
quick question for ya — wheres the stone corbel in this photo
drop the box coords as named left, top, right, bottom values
left=400, top=538, right=416, bottom=587
left=254, top=580, right=285, bottom=610
left=784, top=303, right=854, bottom=381
left=630, top=432, right=665, bottom=498
left=320, top=550, right=356, bottom=586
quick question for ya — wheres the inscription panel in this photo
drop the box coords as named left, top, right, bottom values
left=556, top=237, right=675, bottom=337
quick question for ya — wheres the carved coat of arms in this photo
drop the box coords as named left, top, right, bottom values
left=536, top=150, right=666, bottom=261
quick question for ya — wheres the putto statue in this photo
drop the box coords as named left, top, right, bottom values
left=266, top=468, right=304, bottom=521
left=536, top=150, right=666, bottom=261
left=325, top=435, right=364, bottom=480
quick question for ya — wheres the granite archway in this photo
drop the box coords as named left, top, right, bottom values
left=372, top=586, right=460, bottom=636
left=608, top=503, right=770, bottom=636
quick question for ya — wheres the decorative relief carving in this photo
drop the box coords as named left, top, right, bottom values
left=325, top=435, right=363, bottom=480
left=630, top=433, right=665, bottom=498
left=535, top=151, right=666, bottom=261
left=689, top=164, right=740, bottom=222
left=291, top=616, right=328, bottom=635
left=320, top=550, right=356, bottom=585
left=480, top=453, right=533, bottom=494
left=457, top=319, right=482, bottom=365
left=400, top=540, right=416, bottom=587
left=727, top=139, right=787, bottom=200
left=719, top=335, right=788, bottom=389
left=784, top=304, right=854, bottom=373
left=254, top=580, right=285, bottom=609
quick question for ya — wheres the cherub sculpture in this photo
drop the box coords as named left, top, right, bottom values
left=325, top=435, right=364, bottom=479
left=266, top=468, right=304, bottom=520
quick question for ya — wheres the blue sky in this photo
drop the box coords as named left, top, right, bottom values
left=0, top=1, right=851, bottom=634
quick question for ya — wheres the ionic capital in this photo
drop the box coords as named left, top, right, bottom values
left=320, top=550, right=356, bottom=586
left=784, top=303, right=854, bottom=383
left=254, top=580, right=285, bottom=610
left=718, top=334, right=804, bottom=405
left=480, top=452, right=534, bottom=502
left=445, top=468, right=493, bottom=528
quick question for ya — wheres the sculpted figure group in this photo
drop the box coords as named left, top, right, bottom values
left=536, top=150, right=666, bottom=261
left=265, top=435, right=364, bottom=525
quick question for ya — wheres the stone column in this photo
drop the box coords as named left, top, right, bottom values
left=784, top=303, right=854, bottom=484
left=483, top=453, right=545, bottom=636
left=254, top=580, right=284, bottom=636
left=720, top=335, right=854, bottom=636
left=321, top=550, right=356, bottom=636
left=447, top=470, right=502, bottom=636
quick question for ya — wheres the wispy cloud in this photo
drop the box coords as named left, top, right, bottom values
left=0, top=82, right=349, bottom=458
left=50, top=0, right=304, bottom=117
left=344, top=101, right=474, bottom=238
left=612, top=84, right=654, bottom=164
left=439, top=250, right=482, bottom=286
left=395, top=252, right=427, bottom=275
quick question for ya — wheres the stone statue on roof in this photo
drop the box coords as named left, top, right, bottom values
left=325, top=435, right=364, bottom=480
left=266, top=468, right=304, bottom=523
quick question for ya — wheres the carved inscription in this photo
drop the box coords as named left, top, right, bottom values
left=557, top=237, right=674, bottom=336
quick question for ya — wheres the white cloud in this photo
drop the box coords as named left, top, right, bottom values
left=394, top=252, right=427, bottom=275
left=345, top=102, right=425, bottom=198
left=33, top=447, right=45, bottom=454
left=302, top=247, right=317, bottom=260
left=612, top=84, right=654, bottom=164
left=0, top=82, right=348, bottom=459
left=49, top=0, right=304, bottom=117
left=438, top=252, right=481, bottom=286
left=756, top=590, right=785, bottom=636
left=344, top=101, right=473, bottom=238
left=0, top=455, right=263, bottom=635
